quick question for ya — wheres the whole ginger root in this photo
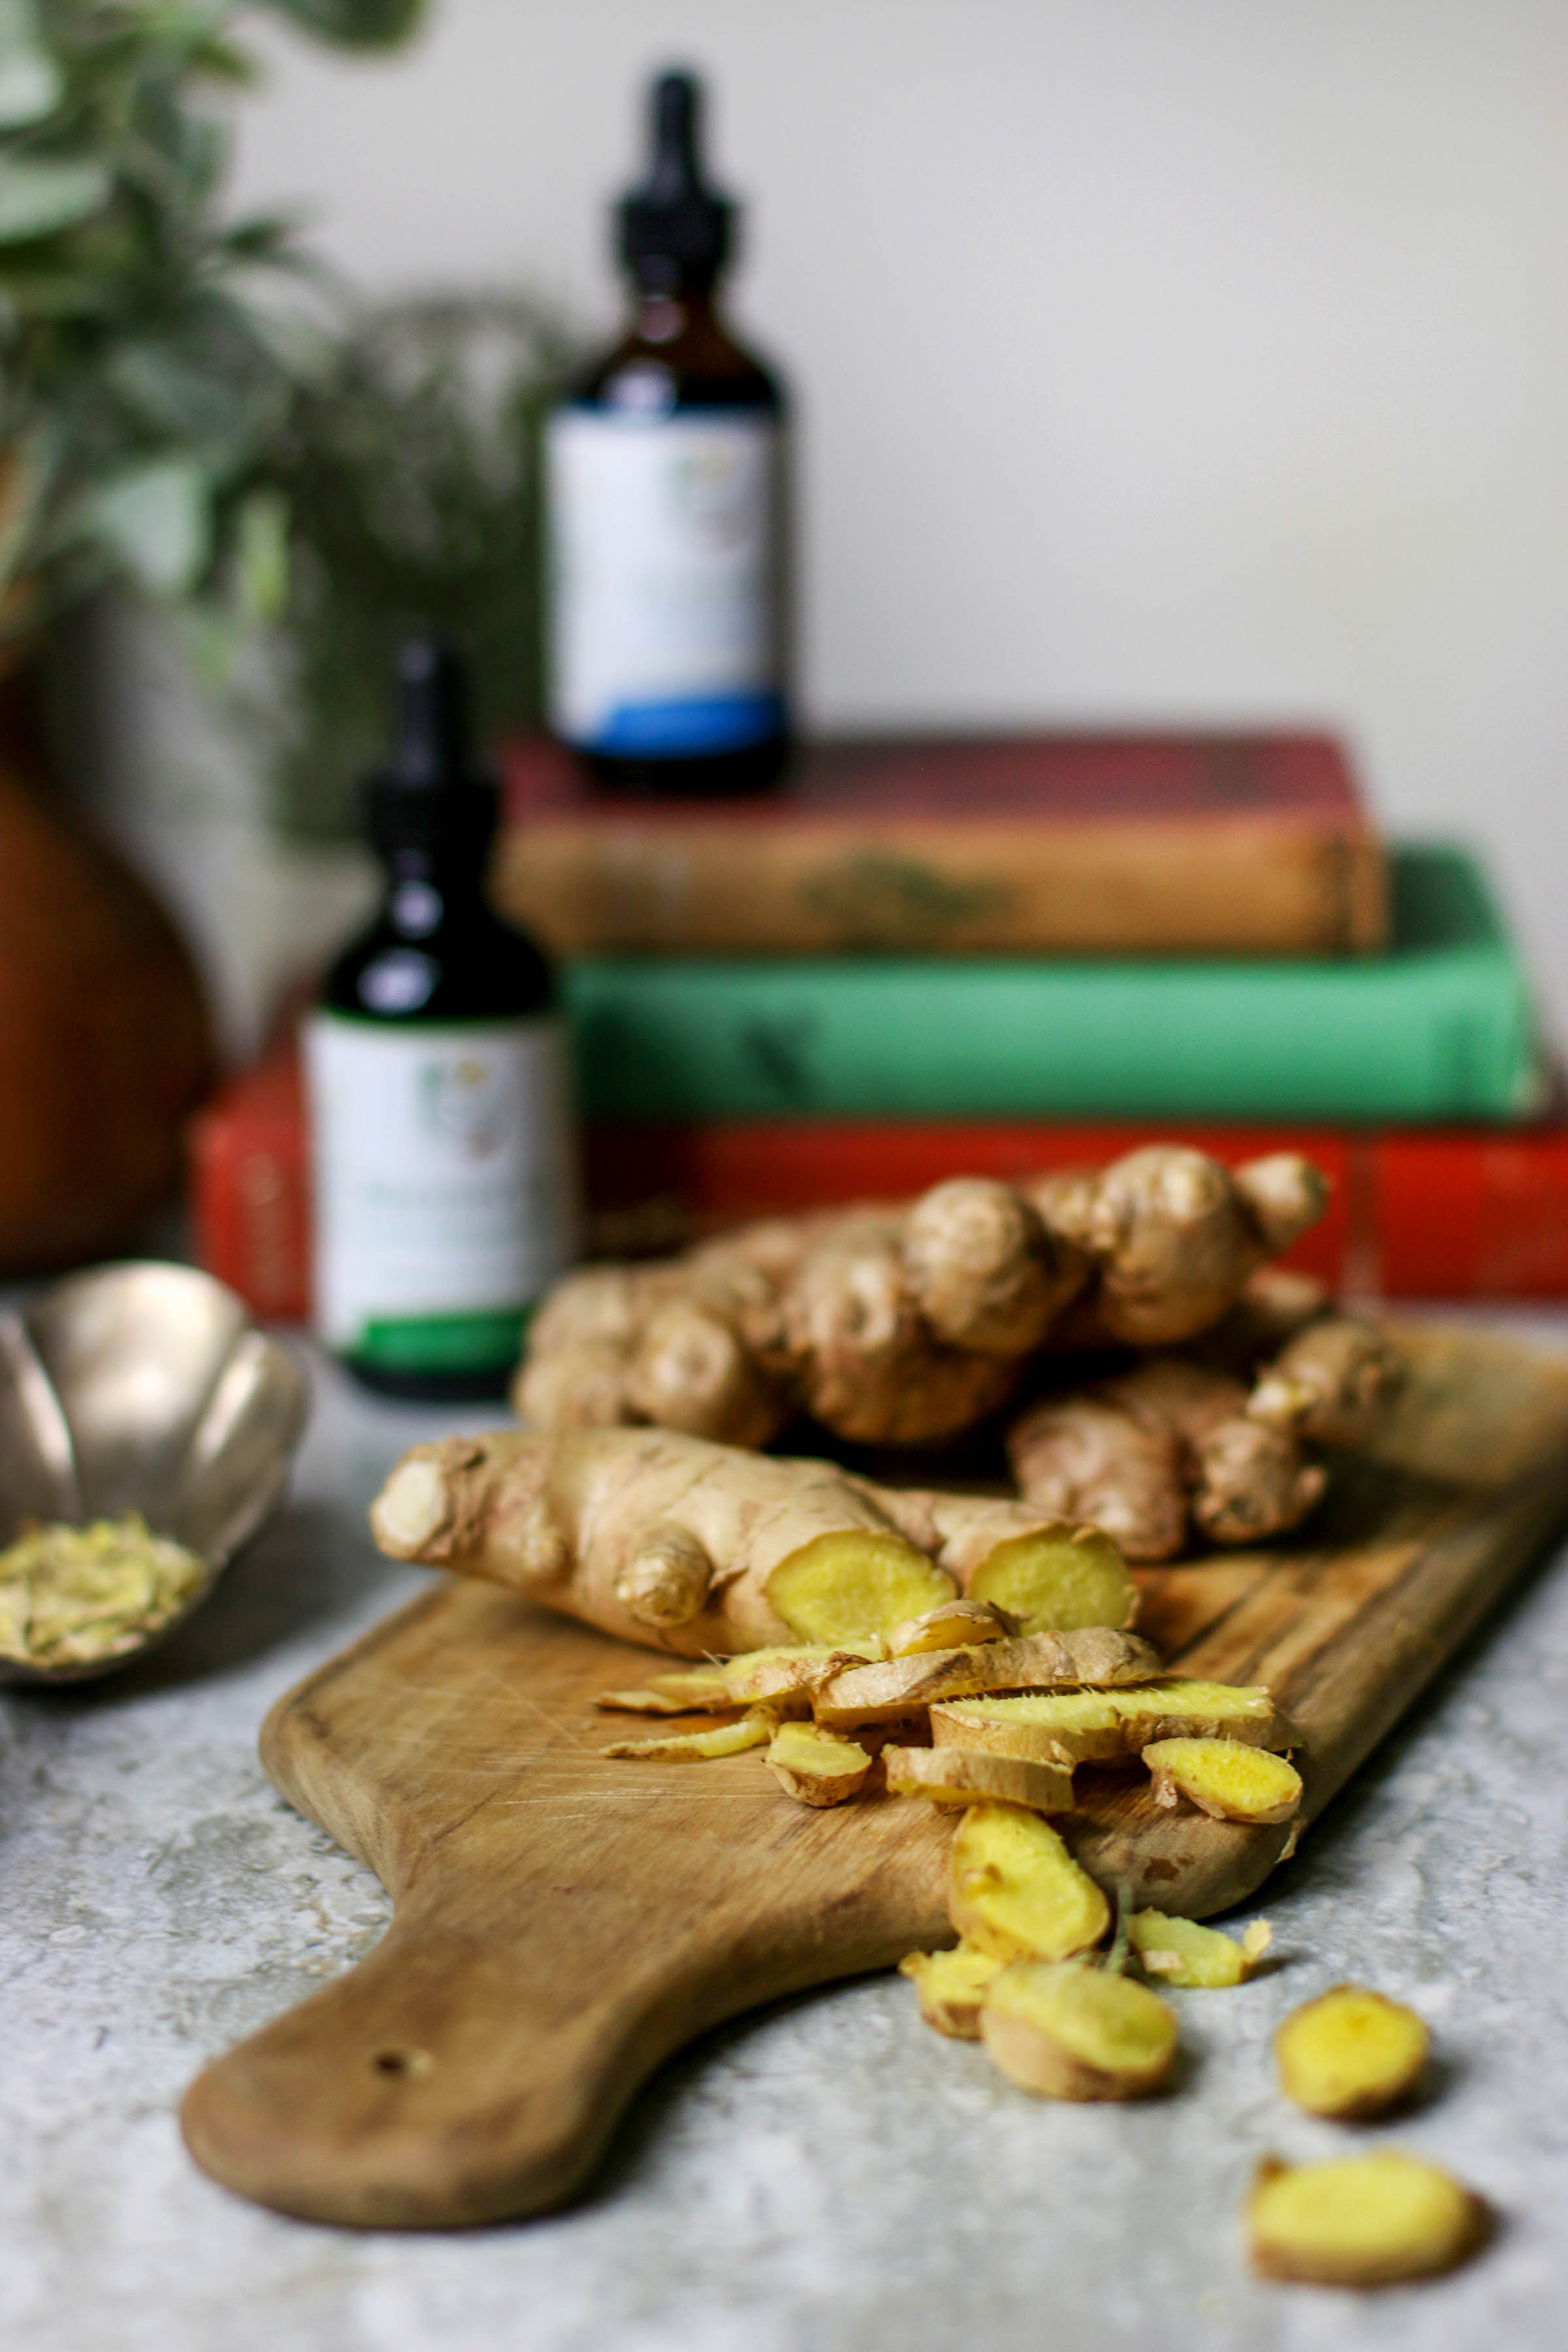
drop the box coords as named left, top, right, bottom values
left=1007, top=1310, right=1404, bottom=1563
left=515, top=1145, right=1330, bottom=1450
left=369, top=1425, right=1143, bottom=1659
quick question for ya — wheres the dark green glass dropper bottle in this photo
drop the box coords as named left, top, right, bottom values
left=306, top=639, right=580, bottom=1400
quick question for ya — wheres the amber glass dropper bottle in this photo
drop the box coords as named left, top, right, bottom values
left=547, top=68, right=790, bottom=794
left=306, top=639, right=580, bottom=1401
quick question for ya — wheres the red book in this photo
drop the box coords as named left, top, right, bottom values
left=188, top=1045, right=1568, bottom=1322
left=493, top=731, right=1387, bottom=957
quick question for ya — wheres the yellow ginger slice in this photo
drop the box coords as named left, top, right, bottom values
left=1128, top=1910, right=1271, bottom=1988
left=1275, top=1984, right=1429, bottom=2119
left=966, top=1523, right=1137, bottom=1636
left=1143, top=1735, right=1303, bottom=1825
left=886, top=1598, right=1011, bottom=1656
left=599, top=1708, right=776, bottom=1762
left=596, top=1665, right=735, bottom=1715
left=721, top=1642, right=879, bottom=1712
left=981, top=1959, right=1177, bottom=2101
left=898, top=1942, right=1003, bottom=2039
left=766, top=1531, right=956, bottom=1646
left=813, top=1628, right=1162, bottom=1729
left=1247, top=2152, right=1486, bottom=2286
left=764, top=1720, right=872, bottom=1806
left=949, top=1802, right=1110, bottom=1962
left=930, top=1678, right=1286, bottom=1767
left=884, top=1744, right=1075, bottom=1815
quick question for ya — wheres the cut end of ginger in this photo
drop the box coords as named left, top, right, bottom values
left=981, top=1959, right=1177, bottom=2101
left=1143, top=1735, right=1303, bottom=1825
left=885, top=1744, right=1075, bottom=1816
left=1128, top=1909, right=1269, bottom=1989
left=763, top=1720, right=872, bottom=1806
left=898, top=1942, right=1002, bottom=2038
left=766, top=1531, right=957, bottom=1646
left=368, top=1457, right=451, bottom=1556
left=949, top=1802, right=1110, bottom=1963
left=966, top=1524, right=1136, bottom=1635
left=1248, top=2151, right=1486, bottom=2286
left=1275, top=1984, right=1429, bottom=2119
left=886, top=1598, right=1011, bottom=1656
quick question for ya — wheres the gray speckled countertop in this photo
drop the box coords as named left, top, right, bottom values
left=3, top=1328, right=1568, bottom=2352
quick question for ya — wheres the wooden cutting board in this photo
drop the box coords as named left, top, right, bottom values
left=182, top=1324, right=1568, bottom=2230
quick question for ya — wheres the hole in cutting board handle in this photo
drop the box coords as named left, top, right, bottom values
left=371, top=2046, right=434, bottom=2080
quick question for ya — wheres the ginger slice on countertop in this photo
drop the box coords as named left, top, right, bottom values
left=885, top=1598, right=1012, bottom=1656
left=884, top=1745, right=1075, bottom=1816
left=898, top=1942, right=1003, bottom=2039
left=811, top=1627, right=1162, bottom=1730
left=1128, top=1910, right=1271, bottom=1988
left=763, top=1720, right=873, bottom=1806
left=598, top=1709, right=777, bottom=1762
left=1143, top=1735, right=1303, bottom=1825
left=949, top=1803, right=1109, bottom=1962
left=1247, top=2152, right=1486, bottom=2286
left=981, top=1959, right=1177, bottom=2101
left=1274, top=1984, right=1429, bottom=2119
left=930, top=1678, right=1289, bottom=1767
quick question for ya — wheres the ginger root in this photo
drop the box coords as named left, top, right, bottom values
left=1009, top=1315, right=1402, bottom=1563
left=885, top=1744, right=1074, bottom=1814
left=930, top=1678, right=1289, bottom=1768
left=1274, top=1984, right=1429, bottom=2119
left=763, top=1721, right=872, bottom=1806
left=949, top=1803, right=1110, bottom=1961
left=516, top=1146, right=1328, bottom=1449
left=1247, top=2152, right=1485, bottom=2286
left=370, top=1426, right=1139, bottom=1660
left=1128, top=1910, right=1271, bottom=1988
left=898, top=1942, right=1002, bottom=2039
left=981, top=1959, right=1178, bottom=2102
left=1143, top=1737, right=1303, bottom=1826
left=886, top=1598, right=1011, bottom=1655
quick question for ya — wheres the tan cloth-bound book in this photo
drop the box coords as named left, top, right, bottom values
left=491, top=731, right=1386, bottom=958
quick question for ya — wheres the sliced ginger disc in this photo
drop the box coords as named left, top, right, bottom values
left=885, top=1744, right=1075, bottom=1816
left=1275, top=1984, right=1429, bottom=2119
left=898, top=1942, right=1002, bottom=2039
left=1143, top=1735, right=1303, bottom=1825
left=766, top=1531, right=957, bottom=1646
left=763, top=1720, right=872, bottom=1806
left=1248, top=2151, right=1486, bottom=2286
left=967, top=1525, right=1136, bottom=1635
left=949, top=1802, right=1109, bottom=1961
left=1128, top=1908, right=1269, bottom=1988
left=981, top=1959, right=1177, bottom=2100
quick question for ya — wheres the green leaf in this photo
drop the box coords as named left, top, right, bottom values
left=234, top=485, right=289, bottom=619
left=0, top=153, right=111, bottom=240
left=0, top=1, right=59, bottom=126
left=90, top=456, right=211, bottom=594
left=260, top=0, right=425, bottom=50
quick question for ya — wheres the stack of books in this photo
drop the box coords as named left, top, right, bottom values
left=191, top=730, right=1561, bottom=1320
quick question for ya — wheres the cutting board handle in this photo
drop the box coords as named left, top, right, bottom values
left=180, top=1878, right=681, bottom=2229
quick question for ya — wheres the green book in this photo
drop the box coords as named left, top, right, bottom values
left=564, top=845, right=1541, bottom=1124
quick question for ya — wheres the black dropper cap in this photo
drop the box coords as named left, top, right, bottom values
left=617, top=69, right=734, bottom=290
left=367, top=638, right=497, bottom=860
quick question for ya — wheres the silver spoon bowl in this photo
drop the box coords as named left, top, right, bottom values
left=0, top=1262, right=310, bottom=1686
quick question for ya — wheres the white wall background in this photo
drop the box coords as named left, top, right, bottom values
left=233, top=0, right=1568, bottom=1036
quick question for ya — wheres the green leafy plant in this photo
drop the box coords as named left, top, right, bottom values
left=254, top=290, right=568, bottom=837
left=0, top=0, right=424, bottom=634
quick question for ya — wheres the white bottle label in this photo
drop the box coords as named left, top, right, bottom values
left=304, top=1013, right=579, bottom=1371
left=547, top=406, right=783, bottom=755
